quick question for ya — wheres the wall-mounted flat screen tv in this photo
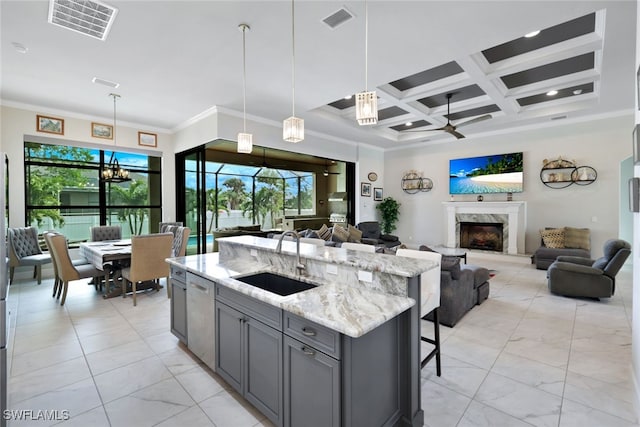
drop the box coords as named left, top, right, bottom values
left=449, top=152, right=523, bottom=194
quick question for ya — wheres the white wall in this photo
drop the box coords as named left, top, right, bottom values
left=0, top=105, right=175, bottom=227
left=384, top=114, right=633, bottom=254
left=632, top=0, right=640, bottom=416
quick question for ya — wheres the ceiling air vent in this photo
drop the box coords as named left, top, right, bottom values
left=322, top=7, right=354, bottom=29
left=551, top=115, right=568, bottom=121
left=48, top=0, right=118, bottom=41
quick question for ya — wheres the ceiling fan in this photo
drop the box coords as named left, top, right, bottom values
left=249, top=148, right=287, bottom=169
left=323, top=160, right=340, bottom=176
left=403, top=93, right=492, bottom=139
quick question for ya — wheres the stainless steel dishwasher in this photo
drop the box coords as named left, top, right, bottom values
left=186, top=272, right=216, bottom=370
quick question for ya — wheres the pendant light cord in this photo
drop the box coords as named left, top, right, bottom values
left=291, top=0, right=296, bottom=117
left=242, top=25, right=247, bottom=133
left=364, top=0, right=368, bottom=91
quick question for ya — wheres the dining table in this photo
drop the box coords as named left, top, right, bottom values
left=79, top=239, right=132, bottom=299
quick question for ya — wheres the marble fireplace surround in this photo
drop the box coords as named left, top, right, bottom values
left=443, top=201, right=527, bottom=255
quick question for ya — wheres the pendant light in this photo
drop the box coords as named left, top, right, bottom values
left=101, top=93, right=131, bottom=183
left=355, top=0, right=377, bottom=125
left=237, top=23, right=253, bottom=154
left=283, top=0, right=304, bottom=143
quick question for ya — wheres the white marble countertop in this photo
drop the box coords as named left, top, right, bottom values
left=166, top=240, right=434, bottom=337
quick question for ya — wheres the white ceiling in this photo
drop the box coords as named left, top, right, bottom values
left=1, top=1, right=636, bottom=149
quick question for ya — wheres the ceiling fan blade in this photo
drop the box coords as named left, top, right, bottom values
left=455, top=114, right=492, bottom=128
left=402, top=126, right=448, bottom=133
left=448, top=129, right=466, bottom=139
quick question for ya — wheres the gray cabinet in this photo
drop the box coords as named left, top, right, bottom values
left=216, top=288, right=283, bottom=427
left=186, top=272, right=215, bottom=370
left=283, top=335, right=340, bottom=427
left=170, top=267, right=187, bottom=344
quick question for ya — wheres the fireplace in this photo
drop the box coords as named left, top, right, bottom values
left=460, top=222, right=504, bottom=252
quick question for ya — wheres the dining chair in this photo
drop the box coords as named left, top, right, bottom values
left=43, top=232, right=95, bottom=298
left=165, top=226, right=190, bottom=298
left=396, top=248, right=442, bottom=376
left=47, top=233, right=109, bottom=306
left=159, top=221, right=183, bottom=233
left=90, top=225, right=122, bottom=241
left=121, top=232, right=173, bottom=306
left=8, top=226, right=52, bottom=284
left=341, top=242, right=376, bottom=253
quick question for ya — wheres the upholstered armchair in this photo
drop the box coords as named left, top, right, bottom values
left=355, top=221, right=400, bottom=248
left=547, top=239, right=631, bottom=298
left=8, top=226, right=52, bottom=284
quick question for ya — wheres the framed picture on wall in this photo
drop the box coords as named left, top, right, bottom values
left=361, top=182, right=371, bottom=197
left=138, top=131, right=157, bottom=147
left=374, top=187, right=383, bottom=201
left=36, top=115, right=64, bottom=135
left=91, top=122, right=113, bottom=139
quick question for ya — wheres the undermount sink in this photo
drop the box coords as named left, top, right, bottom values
left=235, top=272, right=316, bottom=296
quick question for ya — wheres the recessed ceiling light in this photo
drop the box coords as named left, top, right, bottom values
left=11, top=42, right=28, bottom=53
left=405, top=122, right=413, bottom=126
left=525, top=30, right=540, bottom=38
left=573, top=89, right=583, bottom=95
left=546, top=90, right=558, bottom=96
left=344, top=95, right=352, bottom=100
left=92, top=77, right=119, bottom=88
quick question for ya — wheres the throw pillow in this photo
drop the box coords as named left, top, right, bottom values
left=563, top=227, right=590, bottom=250
left=540, top=228, right=565, bottom=249
left=331, top=224, right=350, bottom=243
left=316, top=224, right=331, bottom=241
left=347, top=224, right=363, bottom=243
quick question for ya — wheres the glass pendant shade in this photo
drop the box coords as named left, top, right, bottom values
left=356, top=91, right=378, bottom=125
left=283, top=116, right=304, bottom=143
left=237, top=132, right=253, bottom=153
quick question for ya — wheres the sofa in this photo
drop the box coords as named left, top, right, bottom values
left=532, top=226, right=591, bottom=270
left=419, top=246, right=490, bottom=327
left=212, top=225, right=269, bottom=252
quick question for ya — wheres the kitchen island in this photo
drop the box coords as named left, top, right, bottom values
left=166, top=235, right=437, bottom=427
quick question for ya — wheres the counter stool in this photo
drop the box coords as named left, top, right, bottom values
left=396, top=248, right=442, bottom=376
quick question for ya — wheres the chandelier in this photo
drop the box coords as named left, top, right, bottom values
left=101, top=93, right=131, bottom=183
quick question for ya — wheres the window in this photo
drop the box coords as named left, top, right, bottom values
left=24, top=142, right=162, bottom=243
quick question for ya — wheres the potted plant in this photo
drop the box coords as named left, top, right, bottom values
left=376, top=197, right=401, bottom=234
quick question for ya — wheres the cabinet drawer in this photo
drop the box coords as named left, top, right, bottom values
left=170, top=266, right=187, bottom=283
left=284, top=313, right=341, bottom=359
left=216, top=285, right=282, bottom=330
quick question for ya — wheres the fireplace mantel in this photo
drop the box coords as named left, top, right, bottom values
left=442, top=201, right=527, bottom=254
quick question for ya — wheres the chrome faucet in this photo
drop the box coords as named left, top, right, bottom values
left=276, top=230, right=306, bottom=274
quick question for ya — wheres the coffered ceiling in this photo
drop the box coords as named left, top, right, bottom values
left=0, top=1, right=636, bottom=150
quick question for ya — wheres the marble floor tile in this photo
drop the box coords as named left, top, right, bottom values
left=567, top=348, right=632, bottom=385
left=457, top=400, right=535, bottom=427
left=51, top=406, right=111, bottom=427
left=421, top=380, right=471, bottom=427
left=8, top=378, right=102, bottom=427
left=10, top=340, right=84, bottom=377
left=503, top=336, right=570, bottom=369
left=475, top=372, right=561, bottom=427
left=422, top=355, right=489, bottom=398
left=439, top=334, right=502, bottom=370
left=198, top=390, right=265, bottom=427
left=174, top=365, right=229, bottom=403
left=563, top=371, right=637, bottom=423
left=492, top=351, right=566, bottom=396
left=145, top=330, right=181, bottom=354
left=78, top=326, right=142, bottom=355
left=103, top=378, right=195, bottom=427
left=8, top=357, right=92, bottom=405
left=85, top=339, right=155, bottom=375
left=559, top=399, right=638, bottom=427
left=158, top=346, right=201, bottom=375
left=93, top=355, right=172, bottom=403
left=154, top=405, right=215, bottom=427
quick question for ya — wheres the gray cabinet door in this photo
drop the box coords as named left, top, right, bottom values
left=245, top=317, right=283, bottom=426
left=215, top=301, right=243, bottom=393
left=284, top=336, right=340, bottom=427
left=170, top=280, right=187, bottom=344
